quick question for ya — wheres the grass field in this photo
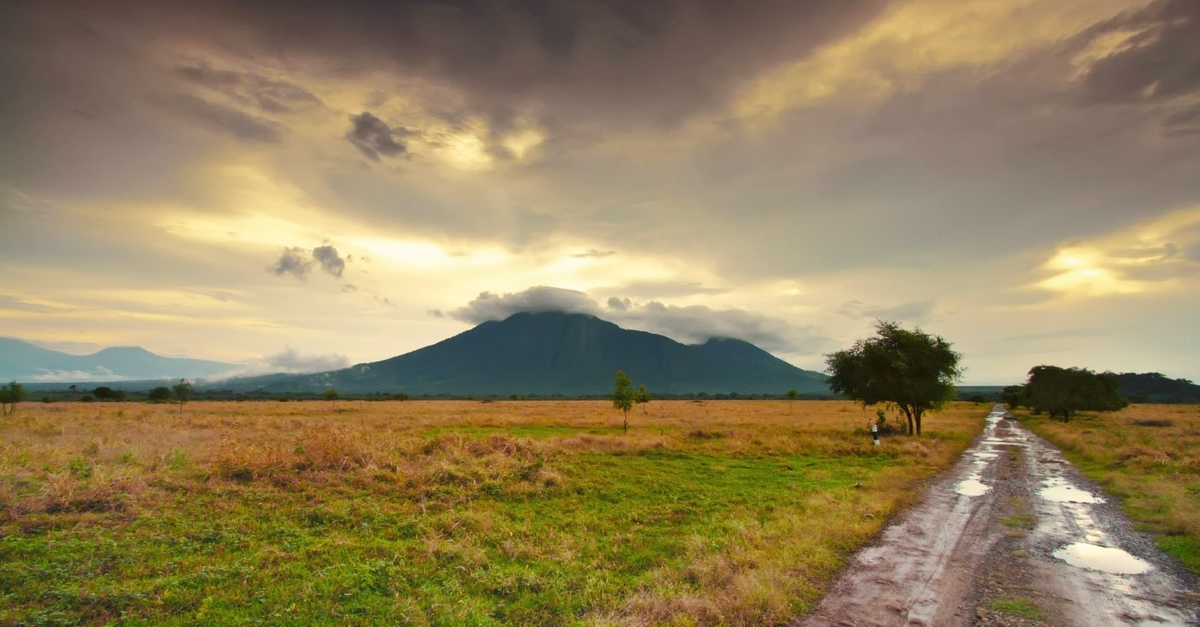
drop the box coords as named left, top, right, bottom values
left=0, top=400, right=984, bottom=626
left=1020, top=404, right=1200, bottom=573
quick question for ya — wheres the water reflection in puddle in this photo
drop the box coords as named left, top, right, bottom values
left=1039, top=477, right=1102, bottom=503
left=955, top=478, right=991, bottom=496
left=1053, top=543, right=1152, bottom=574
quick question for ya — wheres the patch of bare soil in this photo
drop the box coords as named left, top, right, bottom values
left=793, top=406, right=1200, bottom=627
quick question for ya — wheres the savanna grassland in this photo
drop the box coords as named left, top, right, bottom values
left=0, top=400, right=984, bottom=626
left=1020, top=404, right=1200, bottom=573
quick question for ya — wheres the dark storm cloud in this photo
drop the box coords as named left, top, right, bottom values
left=22, top=0, right=889, bottom=131
left=270, top=247, right=314, bottom=279
left=346, top=112, right=410, bottom=161
left=1080, top=0, right=1200, bottom=105
left=157, top=94, right=282, bottom=143
left=312, top=245, right=346, bottom=278
left=447, top=286, right=830, bottom=354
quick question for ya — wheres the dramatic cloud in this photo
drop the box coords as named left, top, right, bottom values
left=4, top=0, right=1200, bottom=384
left=270, top=247, right=314, bottom=280
left=346, top=112, right=410, bottom=161
left=312, top=245, right=346, bottom=278
left=1080, top=0, right=1200, bottom=105
left=270, top=245, right=349, bottom=280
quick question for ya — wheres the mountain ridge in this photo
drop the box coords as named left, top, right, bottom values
left=217, top=311, right=830, bottom=395
left=0, top=337, right=238, bottom=382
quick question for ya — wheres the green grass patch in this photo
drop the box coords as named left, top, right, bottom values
left=1002, top=513, right=1036, bottom=529
left=0, top=400, right=985, bottom=624
left=989, top=597, right=1043, bottom=619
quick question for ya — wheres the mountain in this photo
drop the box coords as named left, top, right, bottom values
left=1115, top=372, right=1200, bottom=404
left=219, top=311, right=830, bottom=396
left=0, top=338, right=238, bottom=382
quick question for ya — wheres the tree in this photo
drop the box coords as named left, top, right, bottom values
left=612, top=370, right=634, bottom=432
left=113, top=389, right=128, bottom=403
left=634, top=384, right=653, bottom=414
left=93, top=386, right=116, bottom=401
left=1000, top=385, right=1026, bottom=409
left=825, top=321, right=963, bottom=436
left=966, top=393, right=987, bottom=405
left=391, top=392, right=409, bottom=401
left=172, top=378, right=193, bottom=415
left=1023, top=365, right=1128, bottom=422
left=147, top=386, right=171, bottom=402
left=323, top=388, right=340, bottom=410
left=786, top=389, right=799, bottom=412
left=1, top=381, right=28, bottom=416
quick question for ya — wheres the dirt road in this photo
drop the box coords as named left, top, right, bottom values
left=795, top=406, right=1200, bottom=627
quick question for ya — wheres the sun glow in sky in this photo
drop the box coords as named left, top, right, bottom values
left=2, top=0, right=1199, bottom=383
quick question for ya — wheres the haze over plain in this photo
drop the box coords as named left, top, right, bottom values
left=2, top=0, right=1198, bottom=384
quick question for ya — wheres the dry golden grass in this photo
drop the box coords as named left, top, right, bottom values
left=0, top=400, right=984, bottom=625
left=1022, top=404, right=1200, bottom=572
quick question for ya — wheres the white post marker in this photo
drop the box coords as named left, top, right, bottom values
left=871, top=423, right=880, bottom=446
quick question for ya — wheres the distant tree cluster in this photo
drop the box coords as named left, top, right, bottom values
left=1005, top=366, right=1128, bottom=422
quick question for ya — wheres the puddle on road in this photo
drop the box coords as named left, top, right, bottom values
left=1053, top=543, right=1152, bottom=574
left=952, top=408, right=1011, bottom=497
left=955, top=478, right=991, bottom=496
left=1039, top=477, right=1102, bottom=504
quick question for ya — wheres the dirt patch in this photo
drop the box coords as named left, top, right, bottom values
left=793, top=406, right=1200, bottom=627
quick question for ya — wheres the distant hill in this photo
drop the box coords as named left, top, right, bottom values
left=218, top=311, right=830, bottom=396
left=1115, top=372, right=1200, bottom=404
left=0, top=338, right=238, bottom=383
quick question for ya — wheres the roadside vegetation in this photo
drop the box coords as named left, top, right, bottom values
left=0, top=400, right=983, bottom=625
left=1020, top=404, right=1200, bottom=573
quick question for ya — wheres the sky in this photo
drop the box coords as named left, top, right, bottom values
left=1, top=0, right=1198, bottom=384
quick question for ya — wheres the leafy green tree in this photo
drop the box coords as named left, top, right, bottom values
left=612, top=370, right=634, bottom=432
left=786, top=389, right=799, bottom=412
left=1, top=381, right=28, bottom=416
left=1000, top=385, right=1026, bottom=409
left=634, top=384, right=653, bottom=414
left=825, top=321, right=963, bottom=436
left=93, top=386, right=116, bottom=401
left=966, top=393, right=987, bottom=405
left=1023, top=365, right=1128, bottom=422
left=172, top=378, right=193, bottom=415
left=391, top=392, right=409, bottom=401
left=147, top=386, right=171, bottom=402
left=323, top=388, right=340, bottom=410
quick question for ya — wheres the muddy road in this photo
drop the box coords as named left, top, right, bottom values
left=795, top=406, right=1200, bottom=627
